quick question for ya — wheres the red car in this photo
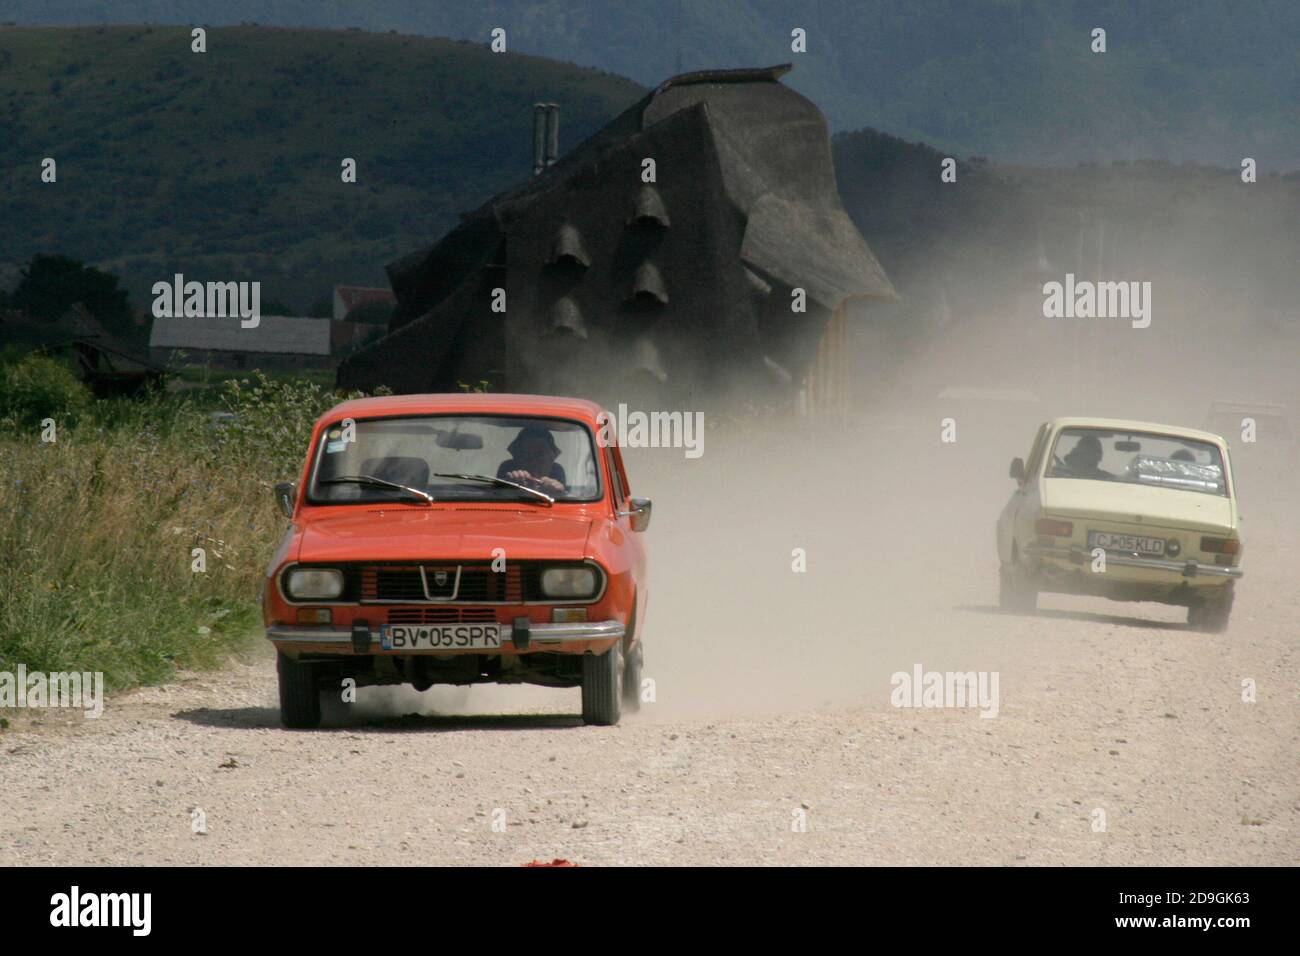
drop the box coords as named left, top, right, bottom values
left=263, top=394, right=650, bottom=727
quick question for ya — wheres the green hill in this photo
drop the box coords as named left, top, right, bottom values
left=8, top=2, right=1298, bottom=167
left=4, top=23, right=1295, bottom=334
left=0, top=25, right=644, bottom=310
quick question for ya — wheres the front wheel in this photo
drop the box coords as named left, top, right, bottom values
left=277, top=651, right=322, bottom=729
left=581, top=642, right=623, bottom=726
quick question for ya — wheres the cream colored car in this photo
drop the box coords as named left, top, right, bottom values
left=997, top=418, right=1243, bottom=631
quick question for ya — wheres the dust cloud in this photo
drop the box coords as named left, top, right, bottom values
left=349, top=192, right=1299, bottom=724
left=624, top=298, right=1298, bottom=721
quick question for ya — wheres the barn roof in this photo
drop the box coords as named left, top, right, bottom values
left=344, top=64, right=896, bottom=395
left=384, top=63, right=894, bottom=321
left=334, top=286, right=396, bottom=312
left=149, top=315, right=332, bottom=355
left=2, top=304, right=166, bottom=374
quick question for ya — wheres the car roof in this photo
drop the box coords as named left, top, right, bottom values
left=1046, top=417, right=1228, bottom=445
left=319, top=392, right=606, bottom=425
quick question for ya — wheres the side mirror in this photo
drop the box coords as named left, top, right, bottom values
left=618, top=497, right=652, bottom=532
left=1009, top=458, right=1026, bottom=482
left=274, top=481, right=297, bottom=519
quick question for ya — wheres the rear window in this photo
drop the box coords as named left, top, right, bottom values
left=1047, top=428, right=1228, bottom=497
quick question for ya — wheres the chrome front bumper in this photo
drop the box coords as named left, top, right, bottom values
left=1024, top=544, right=1243, bottom=578
left=267, top=618, right=625, bottom=651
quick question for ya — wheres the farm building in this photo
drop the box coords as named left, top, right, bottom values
left=149, top=315, right=334, bottom=370
left=333, top=285, right=396, bottom=321
left=337, top=64, right=897, bottom=414
left=1, top=303, right=166, bottom=397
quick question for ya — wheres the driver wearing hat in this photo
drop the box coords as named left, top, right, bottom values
left=497, top=424, right=567, bottom=496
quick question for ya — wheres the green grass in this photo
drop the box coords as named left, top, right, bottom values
left=170, top=362, right=336, bottom=391
left=0, top=372, right=360, bottom=692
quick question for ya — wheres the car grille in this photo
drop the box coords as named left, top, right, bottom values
left=360, top=563, right=528, bottom=602
left=385, top=606, right=498, bottom=624
left=285, top=561, right=594, bottom=604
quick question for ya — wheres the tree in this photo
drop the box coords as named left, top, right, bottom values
left=11, top=255, right=132, bottom=331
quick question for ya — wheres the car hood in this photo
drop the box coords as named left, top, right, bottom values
left=295, top=508, right=594, bottom=563
left=1040, top=479, right=1236, bottom=533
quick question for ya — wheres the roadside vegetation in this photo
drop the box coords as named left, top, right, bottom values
left=0, top=357, right=368, bottom=691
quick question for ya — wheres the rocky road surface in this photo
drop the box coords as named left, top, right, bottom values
left=2, top=437, right=1296, bottom=866
left=3, top=553, right=1295, bottom=865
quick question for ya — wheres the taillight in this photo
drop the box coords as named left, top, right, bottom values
left=1200, top=536, right=1240, bottom=555
left=1035, top=518, right=1074, bottom=537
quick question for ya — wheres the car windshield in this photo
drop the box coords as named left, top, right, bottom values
left=308, top=415, right=602, bottom=504
left=1046, top=428, right=1228, bottom=497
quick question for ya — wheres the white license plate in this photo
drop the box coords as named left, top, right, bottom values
left=381, top=623, right=502, bottom=651
left=1087, top=531, right=1165, bottom=556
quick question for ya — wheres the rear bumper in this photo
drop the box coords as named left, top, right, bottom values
left=1024, top=544, right=1243, bottom=578
left=267, top=619, right=625, bottom=654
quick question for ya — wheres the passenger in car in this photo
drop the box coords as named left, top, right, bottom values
left=497, top=425, right=567, bottom=495
left=1061, top=434, right=1113, bottom=479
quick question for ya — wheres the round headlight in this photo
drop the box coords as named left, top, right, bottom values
left=540, top=567, right=598, bottom=599
left=1166, top=539, right=1181, bottom=557
left=286, top=568, right=344, bottom=600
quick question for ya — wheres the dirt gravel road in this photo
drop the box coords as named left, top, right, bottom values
left=2, top=431, right=1295, bottom=866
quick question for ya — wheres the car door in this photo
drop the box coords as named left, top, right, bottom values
left=998, top=422, right=1050, bottom=563
left=605, top=443, right=648, bottom=634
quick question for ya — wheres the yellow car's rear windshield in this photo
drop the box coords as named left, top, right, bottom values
left=1046, top=428, right=1228, bottom=497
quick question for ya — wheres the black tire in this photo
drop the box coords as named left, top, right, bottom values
left=622, top=641, right=643, bottom=713
left=581, top=641, right=623, bottom=726
left=277, top=651, right=322, bottom=729
left=1188, top=582, right=1234, bottom=633
left=999, top=557, right=1037, bottom=613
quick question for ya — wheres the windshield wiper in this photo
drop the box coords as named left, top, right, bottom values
left=319, top=474, right=434, bottom=505
left=433, top=473, right=555, bottom=506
